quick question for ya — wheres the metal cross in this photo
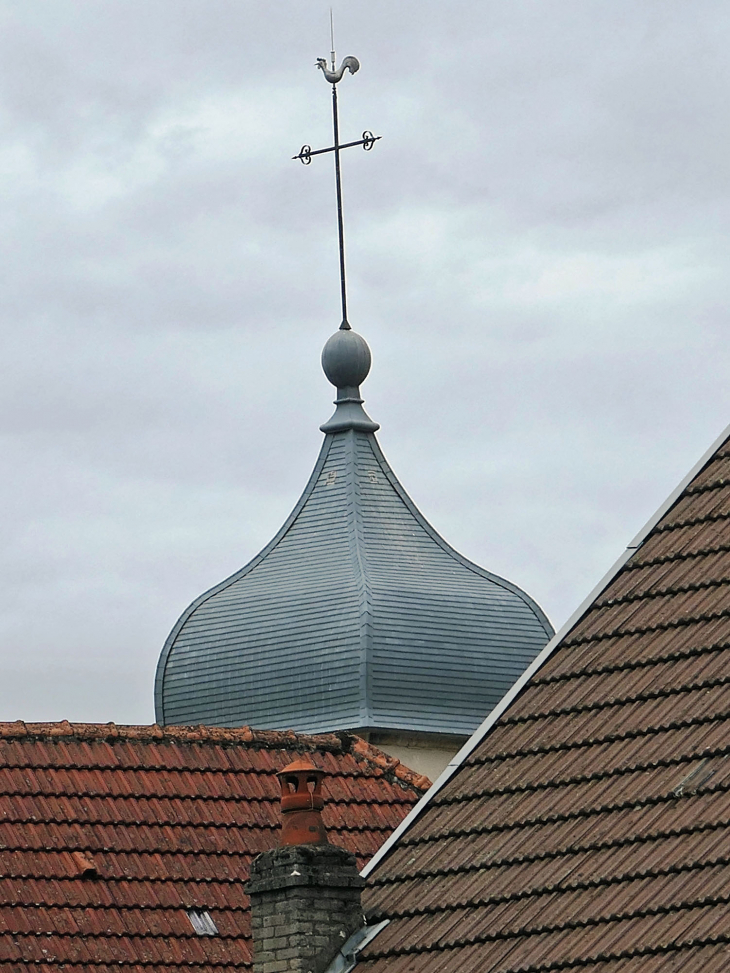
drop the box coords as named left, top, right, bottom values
left=293, top=54, right=381, bottom=331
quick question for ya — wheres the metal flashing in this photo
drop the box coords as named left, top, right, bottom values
left=625, top=419, right=730, bottom=548
left=361, top=419, right=730, bottom=879
left=324, top=920, right=390, bottom=973
left=320, top=396, right=380, bottom=433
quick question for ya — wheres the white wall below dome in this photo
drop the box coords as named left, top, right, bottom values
left=354, top=729, right=469, bottom=783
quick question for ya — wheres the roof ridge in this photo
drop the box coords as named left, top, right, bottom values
left=0, top=720, right=341, bottom=749
left=350, top=736, right=431, bottom=791
left=346, top=431, right=374, bottom=728
left=0, top=721, right=431, bottom=791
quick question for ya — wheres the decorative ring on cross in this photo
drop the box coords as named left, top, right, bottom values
left=362, top=131, right=376, bottom=151
left=297, top=145, right=312, bottom=165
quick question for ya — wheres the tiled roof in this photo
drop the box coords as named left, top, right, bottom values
left=358, top=428, right=730, bottom=972
left=0, top=721, right=429, bottom=972
left=156, top=426, right=553, bottom=739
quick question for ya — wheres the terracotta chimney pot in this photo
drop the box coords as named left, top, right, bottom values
left=247, top=753, right=365, bottom=972
left=276, top=755, right=328, bottom=846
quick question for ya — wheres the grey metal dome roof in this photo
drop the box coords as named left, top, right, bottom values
left=155, top=329, right=554, bottom=735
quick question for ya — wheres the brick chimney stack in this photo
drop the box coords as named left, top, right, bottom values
left=246, top=756, right=366, bottom=973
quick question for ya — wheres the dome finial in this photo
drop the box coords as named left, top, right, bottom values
left=321, top=328, right=371, bottom=388
left=319, top=327, right=379, bottom=434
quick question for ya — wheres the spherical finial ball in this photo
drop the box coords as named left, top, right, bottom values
left=321, top=328, right=372, bottom=388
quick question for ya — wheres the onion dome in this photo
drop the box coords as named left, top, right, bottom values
left=155, top=329, right=553, bottom=740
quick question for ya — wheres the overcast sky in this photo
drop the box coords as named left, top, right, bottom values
left=0, top=1, right=728, bottom=724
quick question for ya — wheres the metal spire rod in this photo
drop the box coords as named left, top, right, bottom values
left=330, top=8, right=336, bottom=72
left=293, top=53, right=380, bottom=331
left=331, top=82, right=348, bottom=329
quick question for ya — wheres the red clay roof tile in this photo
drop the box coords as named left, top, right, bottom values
left=0, top=722, right=428, bottom=971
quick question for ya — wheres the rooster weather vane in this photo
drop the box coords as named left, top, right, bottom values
left=293, top=42, right=381, bottom=331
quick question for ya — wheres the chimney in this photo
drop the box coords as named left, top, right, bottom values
left=246, top=756, right=366, bottom=973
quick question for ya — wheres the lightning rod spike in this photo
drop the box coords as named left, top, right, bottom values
left=329, top=8, right=336, bottom=71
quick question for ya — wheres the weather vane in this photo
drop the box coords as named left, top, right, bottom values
left=293, top=17, right=381, bottom=331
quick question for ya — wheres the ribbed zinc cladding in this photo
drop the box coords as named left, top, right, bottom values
left=155, top=420, right=553, bottom=734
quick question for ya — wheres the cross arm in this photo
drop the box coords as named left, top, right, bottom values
left=293, top=132, right=381, bottom=164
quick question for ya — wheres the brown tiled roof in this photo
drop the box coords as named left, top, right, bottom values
left=0, top=720, right=429, bottom=972
left=358, top=429, right=730, bottom=972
